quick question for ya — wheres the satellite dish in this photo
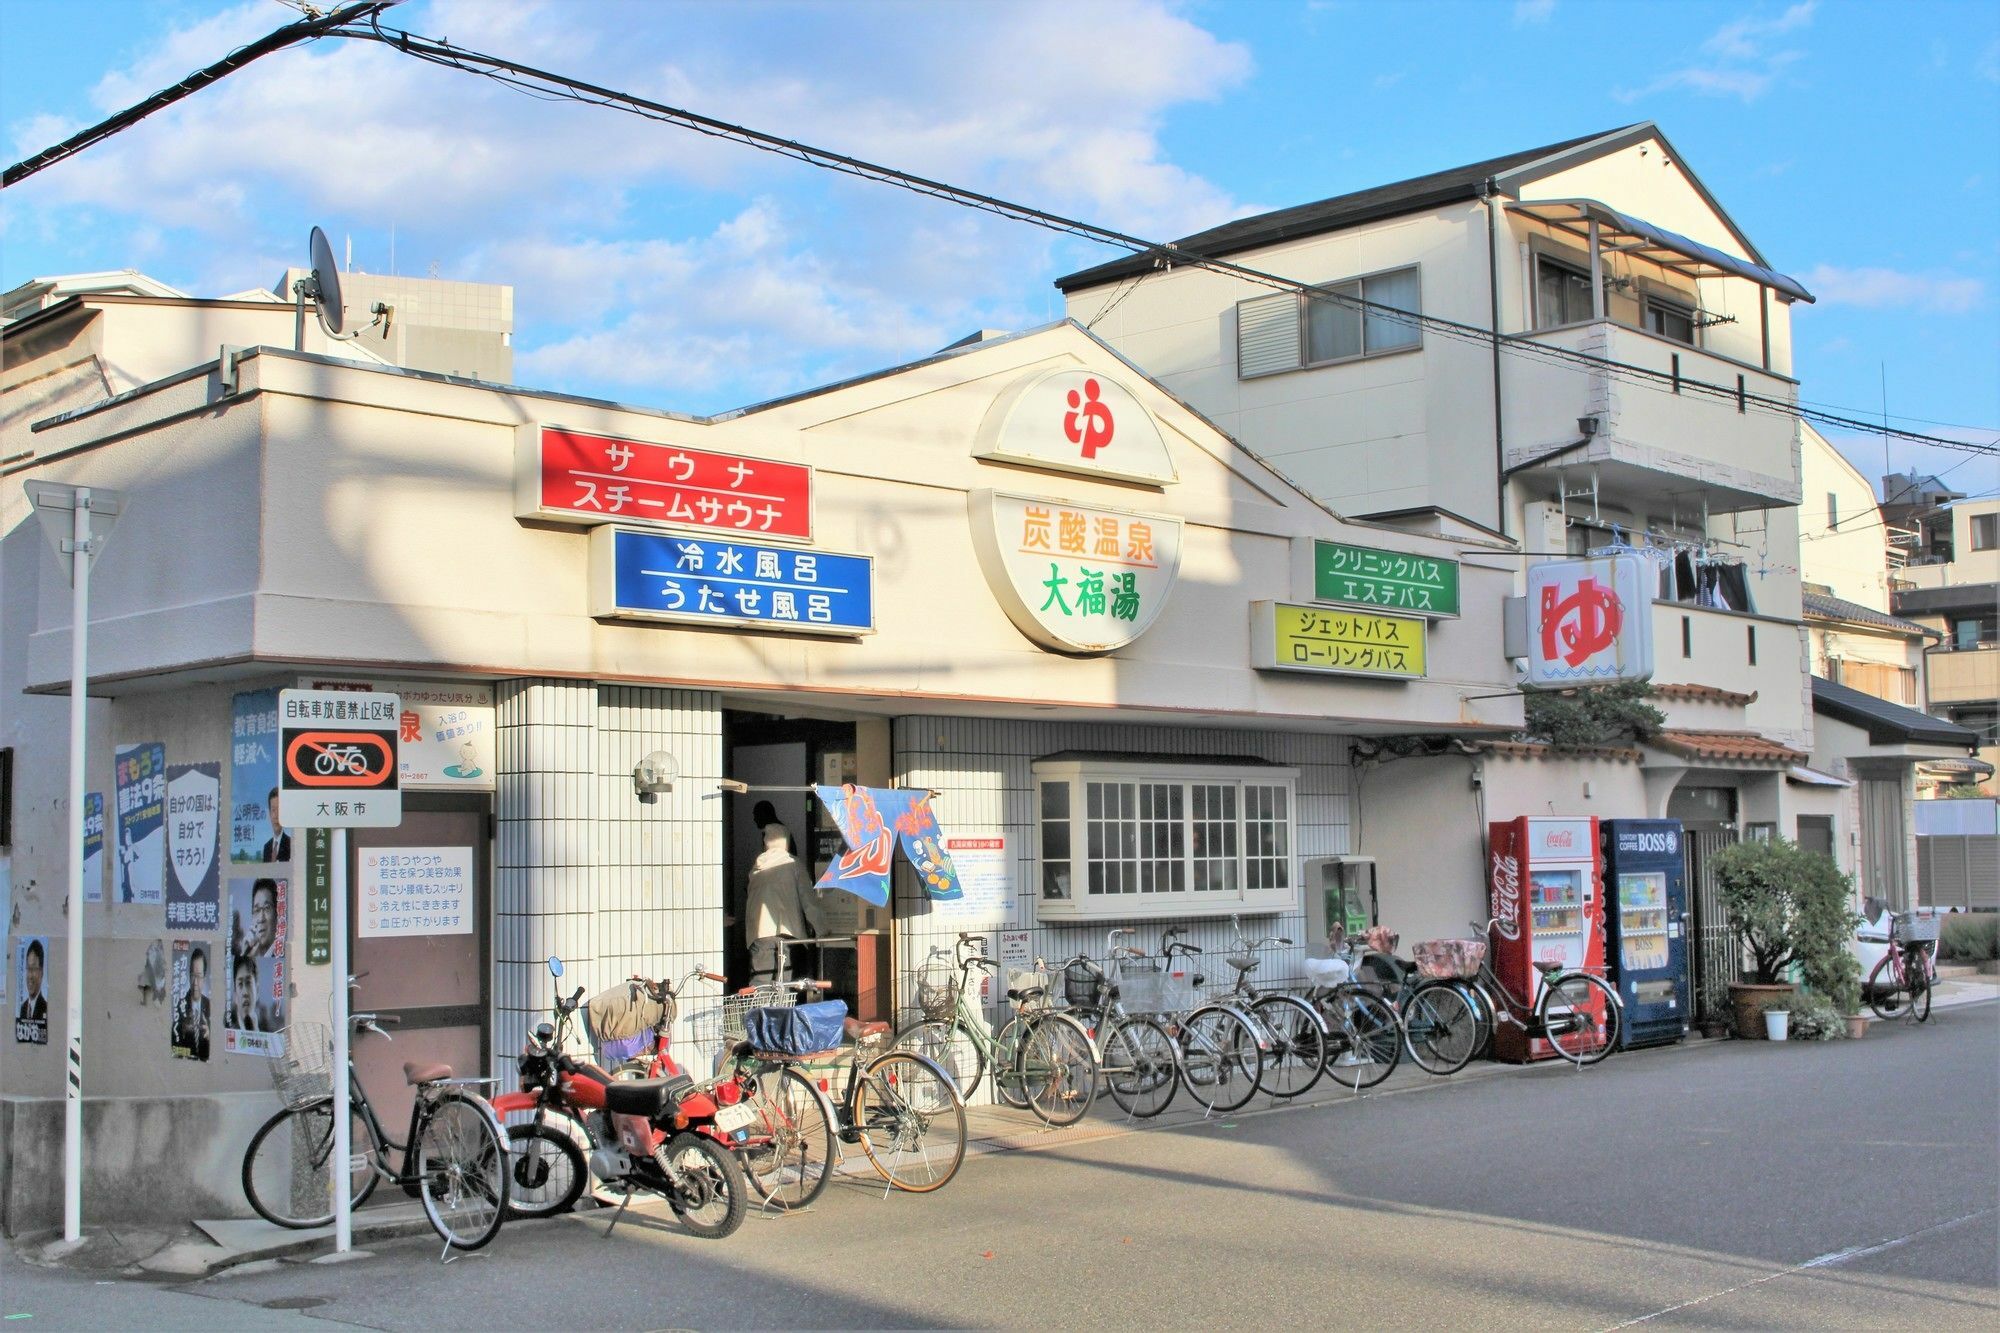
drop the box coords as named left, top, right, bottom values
left=307, top=226, right=345, bottom=336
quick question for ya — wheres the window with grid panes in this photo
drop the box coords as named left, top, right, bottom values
left=1033, top=759, right=1299, bottom=920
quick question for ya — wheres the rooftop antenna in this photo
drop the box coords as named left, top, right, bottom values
left=294, top=224, right=392, bottom=351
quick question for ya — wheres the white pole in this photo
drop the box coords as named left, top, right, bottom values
left=63, top=487, right=91, bottom=1245
left=331, top=826, right=351, bottom=1253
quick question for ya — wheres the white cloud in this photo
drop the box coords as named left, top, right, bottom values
left=2, top=0, right=1253, bottom=408
left=1513, top=0, right=1556, bottom=25
left=1977, top=38, right=2000, bottom=83
left=1614, top=3, right=1815, bottom=104
left=1800, top=264, right=1986, bottom=314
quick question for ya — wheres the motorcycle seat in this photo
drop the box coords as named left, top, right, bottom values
left=603, top=1077, right=675, bottom=1117
left=844, top=1017, right=891, bottom=1040
left=403, top=1061, right=452, bottom=1086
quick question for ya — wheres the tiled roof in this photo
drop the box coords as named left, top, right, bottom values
left=1055, top=126, right=1644, bottom=292
left=1801, top=591, right=1938, bottom=638
left=1651, top=730, right=1807, bottom=765
left=1650, top=683, right=1759, bottom=706
left=1480, top=739, right=1644, bottom=762
left=1811, top=676, right=1981, bottom=749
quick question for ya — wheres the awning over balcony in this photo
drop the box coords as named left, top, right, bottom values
left=1510, top=199, right=1816, bottom=304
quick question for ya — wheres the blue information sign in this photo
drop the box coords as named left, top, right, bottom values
left=592, top=527, right=874, bottom=634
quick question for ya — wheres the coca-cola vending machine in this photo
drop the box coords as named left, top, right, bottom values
left=1488, top=817, right=1605, bottom=1063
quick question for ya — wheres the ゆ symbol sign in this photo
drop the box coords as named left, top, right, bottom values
left=1538, top=576, right=1623, bottom=667
left=1062, top=377, right=1115, bottom=459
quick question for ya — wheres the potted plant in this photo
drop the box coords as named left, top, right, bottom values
left=1785, top=989, right=1846, bottom=1041
left=1696, top=980, right=1732, bottom=1040
left=1712, top=838, right=1860, bottom=1040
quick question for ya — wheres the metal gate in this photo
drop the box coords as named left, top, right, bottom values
left=1684, top=827, right=1740, bottom=1020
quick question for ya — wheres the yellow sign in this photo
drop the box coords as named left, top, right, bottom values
left=1253, top=601, right=1426, bottom=679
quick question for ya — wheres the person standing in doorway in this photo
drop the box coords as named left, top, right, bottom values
left=745, top=822, right=819, bottom=983
left=751, top=800, right=798, bottom=854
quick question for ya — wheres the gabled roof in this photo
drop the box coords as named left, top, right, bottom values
left=1651, top=730, right=1807, bottom=766
left=1057, top=124, right=1655, bottom=292
left=1802, top=591, right=1939, bottom=639
left=1812, top=676, right=1980, bottom=749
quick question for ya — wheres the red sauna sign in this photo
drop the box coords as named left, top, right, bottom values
left=518, top=424, right=813, bottom=541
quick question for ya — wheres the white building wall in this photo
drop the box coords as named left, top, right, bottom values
left=1800, top=424, right=1894, bottom=611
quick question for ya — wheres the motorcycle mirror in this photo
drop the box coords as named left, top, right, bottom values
left=548, top=955, right=564, bottom=977
left=535, top=1022, right=556, bottom=1042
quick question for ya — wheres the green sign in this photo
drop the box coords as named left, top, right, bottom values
left=305, top=827, right=333, bottom=965
left=1313, top=540, right=1459, bottom=617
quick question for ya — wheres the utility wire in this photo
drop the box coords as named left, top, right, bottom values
left=7, top=5, right=1996, bottom=462
left=1, top=2, right=396, bottom=188
left=325, top=15, right=1995, bottom=460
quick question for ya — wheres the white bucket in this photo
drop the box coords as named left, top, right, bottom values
left=1763, top=1009, right=1790, bottom=1041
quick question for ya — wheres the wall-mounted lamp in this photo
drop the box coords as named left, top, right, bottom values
left=633, top=750, right=680, bottom=804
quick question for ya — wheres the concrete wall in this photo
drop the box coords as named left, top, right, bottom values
left=1800, top=424, right=1894, bottom=611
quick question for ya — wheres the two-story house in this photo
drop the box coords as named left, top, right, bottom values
left=1887, top=480, right=2000, bottom=796
left=1056, top=122, right=1858, bottom=1004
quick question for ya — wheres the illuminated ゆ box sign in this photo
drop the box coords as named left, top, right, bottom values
left=1250, top=601, right=1428, bottom=680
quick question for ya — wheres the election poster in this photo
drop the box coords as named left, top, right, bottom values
left=14, top=936, right=50, bottom=1045
left=223, top=876, right=286, bottom=1056
left=168, top=938, right=212, bottom=1062
left=82, top=791, right=105, bottom=904
left=165, top=762, right=222, bottom=931
left=230, top=689, right=282, bottom=864
left=114, top=741, right=167, bottom=905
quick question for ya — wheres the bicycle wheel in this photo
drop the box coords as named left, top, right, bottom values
left=1458, top=980, right=1496, bottom=1060
left=1403, top=983, right=1478, bottom=1076
left=991, top=1017, right=1031, bottom=1109
left=893, top=1019, right=985, bottom=1102
left=242, top=1100, right=379, bottom=1229
left=505, top=1121, right=585, bottom=1219
left=1101, top=1016, right=1178, bottom=1118
left=1179, top=1006, right=1263, bottom=1113
left=1016, top=1013, right=1098, bottom=1127
left=1909, top=956, right=1932, bottom=1023
left=1866, top=954, right=1907, bottom=1020
left=1541, top=974, right=1620, bottom=1065
left=414, top=1093, right=509, bottom=1251
left=657, top=1131, right=747, bottom=1239
left=1249, top=995, right=1327, bottom=1099
left=1323, top=988, right=1402, bottom=1090
left=739, top=1066, right=832, bottom=1210
left=854, top=1051, right=967, bottom=1192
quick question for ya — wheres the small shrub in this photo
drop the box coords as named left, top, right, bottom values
left=1711, top=839, right=1860, bottom=988
left=1785, top=989, right=1845, bottom=1041
left=1938, top=913, right=1999, bottom=963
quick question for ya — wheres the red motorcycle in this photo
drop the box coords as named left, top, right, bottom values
left=491, top=956, right=750, bottom=1240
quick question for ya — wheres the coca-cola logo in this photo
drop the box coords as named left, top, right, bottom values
left=1545, top=828, right=1575, bottom=850
left=1491, top=851, right=1521, bottom=940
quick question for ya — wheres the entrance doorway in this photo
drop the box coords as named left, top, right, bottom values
left=1669, top=785, right=1739, bottom=1023
left=723, top=713, right=882, bottom=1017
left=346, top=793, right=492, bottom=1136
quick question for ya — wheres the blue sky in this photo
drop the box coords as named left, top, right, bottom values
left=2, top=0, right=1994, bottom=493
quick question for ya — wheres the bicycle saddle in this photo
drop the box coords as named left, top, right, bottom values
left=403, top=1061, right=452, bottom=1086
left=1227, top=956, right=1259, bottom=974
left=1531, top=960, right=1563, bottom=975
left=1007, top=986, right=1047, bottom=1003
left=844, top=1017, right=890, bottom=1040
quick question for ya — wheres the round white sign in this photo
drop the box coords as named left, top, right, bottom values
left=968, top=489, right=1183, bottom=655
left=974, top=369, right=1177, bottom=486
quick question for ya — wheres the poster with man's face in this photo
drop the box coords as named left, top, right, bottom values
left=15, top=936, right=50, bottom=1044
left=169, top=939, right=210, bottom=1062
left=224, top=876, right=286, bottom=1056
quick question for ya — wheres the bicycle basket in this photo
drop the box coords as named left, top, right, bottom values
left=1891, top=914, right=1940, bottom=944
left=1114, top=969, right=1196, bottom=1014
left=743, top=1000, right=847, bottom=1057
left=1064, top=960, right=1105, bottom=1008
left=1411, top=938, right=1487, bottom=980
left=584, top=981, right=674, bottom=1067
left=1005, top=966, right=1052, bottom=1007
left=271, top=1022, right=331, bottom=1110
left=914, top=963, right=961, bottom=1022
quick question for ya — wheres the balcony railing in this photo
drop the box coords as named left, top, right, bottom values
left=1928, top=645, right=2000, bottom=707
left=1500, top=322, right=1801, bottom=514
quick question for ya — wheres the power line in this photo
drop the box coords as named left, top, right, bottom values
left=1, top=2, right=396, bottom=188
left=322, top=14, right=1995, bottom=459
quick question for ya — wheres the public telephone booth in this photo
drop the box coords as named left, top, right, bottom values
left=1304, top=855, right=1377, bottom=945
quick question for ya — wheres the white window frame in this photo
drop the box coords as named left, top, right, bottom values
left=1235, top=264, right=1422, bottom=379
left=1032, top=759, right=1300, bottom=922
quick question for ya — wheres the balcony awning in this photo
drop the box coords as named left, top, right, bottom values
left=1510, top=198, right=1816, bottom=304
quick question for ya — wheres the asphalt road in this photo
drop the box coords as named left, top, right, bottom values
left=11, top=1002, right=1998, bottom=1330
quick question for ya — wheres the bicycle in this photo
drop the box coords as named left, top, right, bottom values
left=1057, top=933, right=1180, bottom=1118
left=730, top=979, right=968, bottom=1195
left=244, top=991, right=511, bottom=1252
left=1462, top=918, right=1622, bottom=1065
left=1299, top=951, right=1404, bottom=1090
left=1212, top=915, right=1329, bottom=1099
left=1134, top=926, right=1266, bottom=1114
left=893, top=933, right=1100, bottom=1127
left=1867, top=911, right=1939, bottom=1023
left=1340, top=931, right=1482, bottom=1076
